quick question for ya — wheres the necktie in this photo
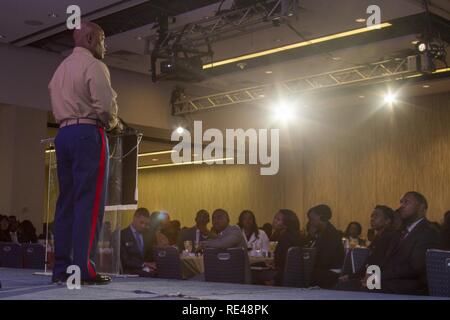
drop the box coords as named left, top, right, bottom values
left=136, top=232, right=144, bottom=255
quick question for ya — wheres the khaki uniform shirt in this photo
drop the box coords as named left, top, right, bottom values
left=48, top=47, right=119, bottom=129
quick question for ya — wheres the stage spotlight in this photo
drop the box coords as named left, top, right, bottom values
left=417, top=42, right=428, bottom=53
left=176, top=127, right=185, bottom=134
left=274, top=101, right=294, bottom=121
left=383, top=92, right=397, bottom=105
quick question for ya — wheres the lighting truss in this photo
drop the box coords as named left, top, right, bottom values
left=145, top=0, right=300, bottom=56
left=172, top=57, right=418, bottom=115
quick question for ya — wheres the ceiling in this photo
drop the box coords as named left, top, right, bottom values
left=1, top=0, right=449, bottom=104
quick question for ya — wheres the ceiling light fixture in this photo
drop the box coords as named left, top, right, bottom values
left=273, top=101, right=295, bottom=122
left=265, top=70, right=273, bottom=74
left=176, top=127, right=185, bottom=134
left=203, top=22, right=392, bottom=69
left=356, top=18, right=366, bottom=23
left=383, top=92, right=397, bottom=105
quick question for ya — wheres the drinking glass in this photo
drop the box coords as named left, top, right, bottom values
left=184, top=240, right=193, bottom=254
left=255, top=239, right=262, bottom=256
left=269, top=241, right=278, bottom=257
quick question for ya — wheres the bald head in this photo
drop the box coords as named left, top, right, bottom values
left=73, top=21, right=106, bottom=60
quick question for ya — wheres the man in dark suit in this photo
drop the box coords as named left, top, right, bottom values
left=307, top=204, right=345, bottom=289
left=177, top=209, right=215, bottom=252
left=120, top=208, right=156, bottom=276
left=367, top=192, right=441, bottom=295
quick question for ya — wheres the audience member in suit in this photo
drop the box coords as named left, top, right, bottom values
left=177, top=210, right=215, bottom=252
left=365, top=192, right=441, bottom=295
left=344, top=222, right=366, bottom=248
left=441, top=211, right=450, bottom=250
left=17, top=220, right=38, bottom=244
left=0, top=216, right=12, bottom=242
left=200, top=209, right=247, bottom=250
left=238, top=210, right=270, bottom=252
left=261, top=223, right=273, bottom=241
left=199, top=209, right=251, bottom=283
left=337, top=205, right=396, bottom=290
left=271, top=209, right=306, bottom=286
left=120, top=208, right=156, bottom=276
left=307, top=204, right=345, bottom=289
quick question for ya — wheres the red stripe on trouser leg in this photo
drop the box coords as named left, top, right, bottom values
left=87, top=127, right=106, bottom=278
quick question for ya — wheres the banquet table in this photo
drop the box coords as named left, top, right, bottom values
left=180, top=254, right=273, bottom=279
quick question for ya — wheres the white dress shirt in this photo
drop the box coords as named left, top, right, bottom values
left=242, top=229, right=270, bottom=252
left=404, top=217, right=425, bottom=238
left=48, top=47, right=119, bottom=129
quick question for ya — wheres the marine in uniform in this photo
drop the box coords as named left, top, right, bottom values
left=48, top=21, right=122, bottom=285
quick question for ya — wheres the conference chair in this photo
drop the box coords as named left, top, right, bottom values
left=0, top=243, right=23, bottom=268
left=204, top=247, right=246, bottom=284
left=426, top=249, right=450, bottom=297
left=154, top=246, right=183, bottom=280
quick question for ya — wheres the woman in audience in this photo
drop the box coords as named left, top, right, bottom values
left=238, top=210, right=270, bottom=252
left=0, top=215, right=12, bottom=242
left=270, top=209, right=306, bottom=285
left=307, top=204, right=345, bottom=289
left=305, top=220, right=318, bottom=247
left=343, top=221, right=366, bottom=248
left=441, top=211, right=450, bottom=250
left=164, top=220, right=181, bottom=246
left=17, top=220, right=38, bottom=244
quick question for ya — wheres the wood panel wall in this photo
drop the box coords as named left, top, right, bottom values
left=135, top=164, right=283, bottom=229
left=291, top=92, right=450, bottom=234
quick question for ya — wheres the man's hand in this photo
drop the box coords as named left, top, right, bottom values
left=264, top=279, right=275, bottom=286
left=338, top=275, right=350, bottom=283
left=143, top=262, right=156, bottom=271
left=107, top=120, right=124, bottom=135
left=360, top=274, right=370, bottom=288
left=265, top=260, right=275, bottom=269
